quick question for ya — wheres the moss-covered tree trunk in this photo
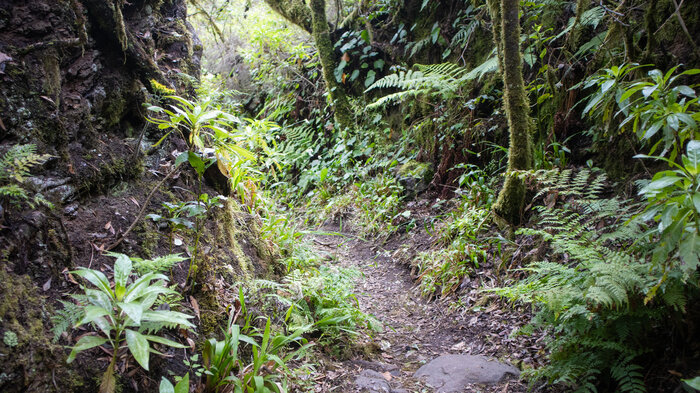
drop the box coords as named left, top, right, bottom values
left=490, top=0, right=533, bottom=224
left=309, top=0, right=354, bottom=130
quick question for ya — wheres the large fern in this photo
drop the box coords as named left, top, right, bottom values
left=365, top=57, right=497, bottom=109
left=495, top=169, right=690, bottom=392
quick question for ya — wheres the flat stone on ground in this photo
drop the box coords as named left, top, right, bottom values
left=414, top=354, right=520, bottom=392
left=355, top=369, right=392, bottom=393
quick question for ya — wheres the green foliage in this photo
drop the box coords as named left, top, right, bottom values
left=333, top=30, right=383, bottom=87
left=202, top=315, right=311, bottom=393
left=495, top=168, right=697, bottom=392
left=416, top=205, right=489, bottom=297
left=635, top=140, right=700, bottom=281
left=619, top=66, right=699, bottom=161
left=684, top=377, right=700, bottom=391
left=255, top=265, right=380, bottom=343
left=130, top=254, right=188, bottom=275
left=365, top=60, right=497, bottom=109
left=147, top=96, right=261, bottom=204
left=579, top=64, right=700, bottom=160
left=0, top=144, right=53, bottom=209
left=454, top=163, right=497, bottom=207
left=352, top=175, right=405, bottom=236
left=159, top=373, right=189, bottom=393
left=64, top=253, right=194, bottom=392
left=50, top=300, right=84, bottom=343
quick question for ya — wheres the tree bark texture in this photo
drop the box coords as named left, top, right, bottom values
left=264, top=0, right=314, bottom=34
left=309, top=0, right=354, bottom=130
left=490, top=0, right=533, bottom=225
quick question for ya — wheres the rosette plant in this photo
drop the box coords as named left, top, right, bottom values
left=66, top=253, right=195, bottom=393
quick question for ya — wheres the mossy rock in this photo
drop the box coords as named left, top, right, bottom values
left=0, top=270, right=83, bottom=392
left=395, top=160, right=434, bottom=199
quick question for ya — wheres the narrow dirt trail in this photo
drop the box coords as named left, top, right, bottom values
left=309, top=229, right=531, bottom=393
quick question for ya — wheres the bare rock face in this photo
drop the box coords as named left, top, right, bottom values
left=414, top=354, right=520, bottom=392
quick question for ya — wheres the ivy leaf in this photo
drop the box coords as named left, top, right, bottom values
left=373, top=59, right=384, bottom=70
left=364, top=70, right=376, bottom=88
left=175, top=373, right=189, bottom=393
left=125, top=329, right=151, bottom=370
left=67, top=335, right=108, bottom=363
left=112, top=253, right=132, bottom=300
left=360, top=29, right=370, bottom=44
left=159, top=378, right=175, bottom=393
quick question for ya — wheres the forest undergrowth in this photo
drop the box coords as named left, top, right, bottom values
left=2, top=0, right=700, bottom=392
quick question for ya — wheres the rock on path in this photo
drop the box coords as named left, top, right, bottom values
left=414, top=354, right=520, bottom=392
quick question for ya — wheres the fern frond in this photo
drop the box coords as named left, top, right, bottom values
left=611, top=362, right=646, bottom=393
left=50, top=301, right=84, bottom=342
left=366, top=57, right=497, bottom=109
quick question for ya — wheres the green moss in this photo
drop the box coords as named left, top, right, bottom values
left=112, top=0, right=128, bottom=52
left=491, top=0, right=533, bottom=225
left=41, top=53, right=61, bottom=103
left=222, top=201, right=253, bottom=277
left=102, top=92, right=127, bottom=128
left=0, top=270, right=83, bottom=391
left=264, top=0, right=313, bottom=33
left=309, top=0, right=353, bottom=130
left=78, top=157, right=144, bottom=195
left=136, top=221, right=160, bottom=258
left=397, top=160, right=433, bottom=179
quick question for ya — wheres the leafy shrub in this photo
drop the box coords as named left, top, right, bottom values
left=255, top=265, right=381, bottom=345
left=636, top=140, right=700, bottom=281
left=202, top=316, right=311, bottom=393
left=416, top=205, right=489, bottom=297
left=580, top=64, right=699, bottom=160
left=64, top=253, right=194, bottom=392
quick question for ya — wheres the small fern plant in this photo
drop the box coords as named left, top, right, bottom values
left=64, top=253, right=194, bottom=393
left=0, top=144, right=52, bottom=209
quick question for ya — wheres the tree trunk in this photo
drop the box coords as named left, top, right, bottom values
left=490, top=0, right=533, bottom=225
left=309, top=0, right=354, bottom=130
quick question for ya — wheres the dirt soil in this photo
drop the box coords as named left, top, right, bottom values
left=307, top=224, right=547, bottom=393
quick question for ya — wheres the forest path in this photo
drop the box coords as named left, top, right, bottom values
left=308, top=228, right=529, bottom=393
